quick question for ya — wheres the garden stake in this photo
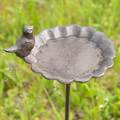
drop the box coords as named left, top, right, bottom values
left=4, top=25, right=115, bottom=119
left=65, top=84, right=70, bottom=120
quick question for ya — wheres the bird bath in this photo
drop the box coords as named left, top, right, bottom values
left=5, top=25, right=115, bottom=120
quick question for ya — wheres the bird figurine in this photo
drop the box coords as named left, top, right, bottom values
left=5, top=26, right=35, bottom=57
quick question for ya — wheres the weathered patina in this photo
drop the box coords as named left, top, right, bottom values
left=5, top=25, right=115, bottom=83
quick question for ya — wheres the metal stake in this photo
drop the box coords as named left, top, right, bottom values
left=65, top=84, right=70, bottom=120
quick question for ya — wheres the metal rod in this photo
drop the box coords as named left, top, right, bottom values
left=65, top=84, right=71, bottom=120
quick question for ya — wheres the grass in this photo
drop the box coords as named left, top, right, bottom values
left=0, top=0, right=120, bottom=119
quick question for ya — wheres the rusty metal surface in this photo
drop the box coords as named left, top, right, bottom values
left=24, top=25, right=115, bottom=83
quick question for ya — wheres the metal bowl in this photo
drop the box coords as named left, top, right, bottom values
left=24, top=25, right=115, bottom=83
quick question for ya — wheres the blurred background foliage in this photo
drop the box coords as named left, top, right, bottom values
left=0, top=0, right=120, bottom=120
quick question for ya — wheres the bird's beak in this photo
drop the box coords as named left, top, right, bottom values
left=4, top=45, right=19, bottom=53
